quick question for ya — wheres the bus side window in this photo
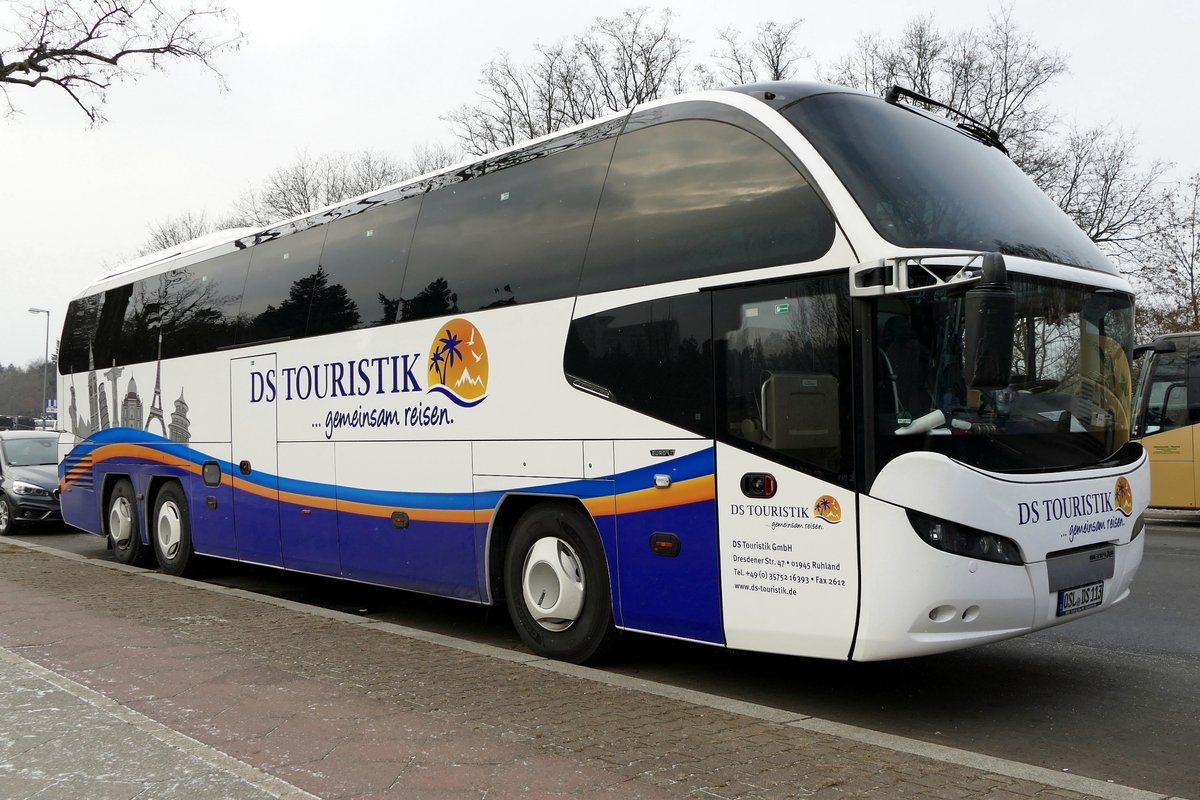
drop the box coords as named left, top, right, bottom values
left=401, top=132, right=616, bottom=320
left=237, top=226, right=331, bottom=345
left=58, top=293, right=101, bottom=375
left=1140, top=349, right=1188, bottom=435
left=311, top=198, right=421, bottom=335
left=564, top=293, right=713, bottom=436
left=579, top=117, right=835, bottom=294
left=163, top=250, right=250, bottom=358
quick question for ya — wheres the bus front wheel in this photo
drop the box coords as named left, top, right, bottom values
left=503, top=503, right=615, bottom=664
left=107, top=478, right=152, bottom=567
left=152, top=482, right=196, bottom=577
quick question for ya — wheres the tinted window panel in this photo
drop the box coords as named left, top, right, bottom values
left=401, top=136, right=616, bottom=320
left=581, top=119, right=835, bottom=294
left=565, top=293, right=713, bottom=436
left=59, top=294, right=101, bottom=374
left=118, top=278, right=163, bottom=364
left=92, top=284, right=132, bottom=369
left=312, top=199, right=420, bottom=335
left=238, top=227, right=329, bottom=344
left=161, top=250, right=249, bottom=358
left=715, top=275, right=852, bottom=483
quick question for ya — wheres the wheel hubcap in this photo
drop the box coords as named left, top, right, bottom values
left=522, top=536, right=585, bottom=632
left=109, top=497, right=132, bottom=547
left=0, top=501, right=9, bottom=531
left=156, top=501, right=182, bottom=559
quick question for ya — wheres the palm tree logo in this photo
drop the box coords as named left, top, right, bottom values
left=1113, top=477, right=1133, bottom=517
left=428, top=329, right=462, bottom=386
left=813, top=495, right=842, bottom=523
left=427, top=318, right=489, bottom=407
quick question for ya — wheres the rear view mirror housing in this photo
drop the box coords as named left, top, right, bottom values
left=963, top=252, right=1015, bottom=389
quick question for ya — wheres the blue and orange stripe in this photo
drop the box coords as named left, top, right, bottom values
left=61, top=430, right=715, bottom=523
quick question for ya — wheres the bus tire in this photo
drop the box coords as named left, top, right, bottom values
left=503, top=503, right=616, bottom=664
left=152, top=482, right=195, bottom=577
left=107, top=478, right=152, bottom=567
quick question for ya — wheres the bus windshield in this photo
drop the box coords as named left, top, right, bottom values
left=783, top=92, right=1116, bottom=275
left=872, top=275, right=1134, bottom=475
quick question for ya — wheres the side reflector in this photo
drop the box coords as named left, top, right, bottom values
left=649, top=532, right=681, bottom=557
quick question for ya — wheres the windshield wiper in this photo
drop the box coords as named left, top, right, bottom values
left=884, top=85, right=1009, bottom=156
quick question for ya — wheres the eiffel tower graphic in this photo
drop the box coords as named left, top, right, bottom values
left=144, top=332, right=167, bottom=436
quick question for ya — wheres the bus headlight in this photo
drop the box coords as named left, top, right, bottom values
left=906, top=509, right=1023, bottom=565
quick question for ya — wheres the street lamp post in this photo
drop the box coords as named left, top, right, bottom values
left=28, top=307, right=49, bottom=429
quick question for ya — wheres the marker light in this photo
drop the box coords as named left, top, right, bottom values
left=906, top=509, right=1023, bottom=565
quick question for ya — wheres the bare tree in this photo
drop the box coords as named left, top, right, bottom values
left=444, top=7, right=690, bottom=155
left=231, top=149, right=409, bottom=227
left=1135, top=174, right=1200, bottom=338
left=139, top=143, right=452, bottom=254
left=141, top=209, right=214, bottom=254
left=1041, top=124, right=1172, bottom=267
left=821, top=8, right=1066, bottom=174
left=442, top=50, right=568, bottom=156
left=711, top=19, right=806, bottom=85
left=402, top=142, right=461, bottom=178
left=0, top=0, right=243, bottom=123
left=578, top=8, right=686, bottom=112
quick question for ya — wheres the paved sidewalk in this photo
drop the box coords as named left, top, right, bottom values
left=0, top=538, right=1181, bottom=800
left=0, top=647, right=309, bottom=799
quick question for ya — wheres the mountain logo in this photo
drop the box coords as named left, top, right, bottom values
left=813, top=495, right=842, bottom=524
left=1113, top=476, right=1133, bottom=517
left=427, top=318, right=489, bottom=407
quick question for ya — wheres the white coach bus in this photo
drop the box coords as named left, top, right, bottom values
left=56, top=81, right=1147, bottom=663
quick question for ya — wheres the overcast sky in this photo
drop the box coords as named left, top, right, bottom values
left=3, top=0, right=1196, bottom=369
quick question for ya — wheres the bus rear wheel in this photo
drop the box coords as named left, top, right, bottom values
left=107, top=478, right=152, bottom=567
left=152, top=482, right=196, bottom=577
left=503, top=503, right=615, bottom=664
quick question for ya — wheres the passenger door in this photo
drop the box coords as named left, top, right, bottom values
left=229, top=354, right=283, bottom=566
left=712, top=276, right=859, bottom=659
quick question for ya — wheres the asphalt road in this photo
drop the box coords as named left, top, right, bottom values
left=10, top=518, right=1199, bottom=798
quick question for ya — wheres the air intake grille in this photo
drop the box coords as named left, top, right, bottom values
left=62, top=452, right=95, bottom=491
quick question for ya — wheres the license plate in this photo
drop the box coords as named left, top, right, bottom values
left=1057, top=581, right=1104, bottom=616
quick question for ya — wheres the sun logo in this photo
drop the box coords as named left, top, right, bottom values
left=427, top=318, right=488, bottom=408
left=1113, top=476, right=1133, bottom=517
left=813, top=495, right=842, bottom=523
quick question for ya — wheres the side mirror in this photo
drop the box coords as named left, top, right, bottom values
left=963, top=253, right=1015, bottom=389
left=1133, top=339, right=1177, bottom=359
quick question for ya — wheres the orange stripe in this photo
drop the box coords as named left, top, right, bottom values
left=65, top=443, right=715, bottom=524
left=613, top=475, right=715, bottom=516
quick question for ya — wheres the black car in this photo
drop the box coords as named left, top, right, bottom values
left=0, top=431, right=61, bottom=534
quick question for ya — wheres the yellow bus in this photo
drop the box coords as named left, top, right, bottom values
left=1133, top=333, right=1198, bottom=508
